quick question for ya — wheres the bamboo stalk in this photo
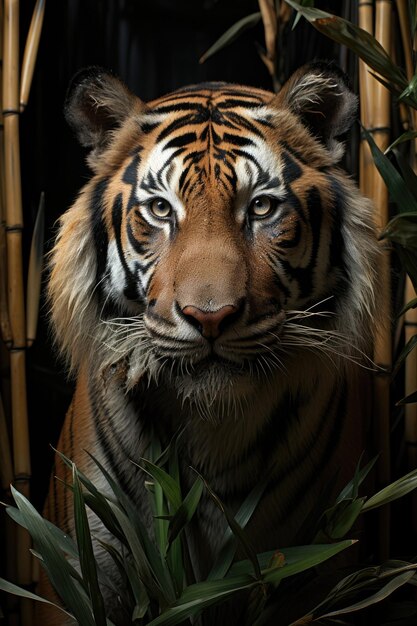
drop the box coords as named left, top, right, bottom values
left=20, top=0, right=45, bottom=112
left=372, top=0, right=392, bottom=562
left=358, top=0, right=375, bottom=199
left=3, top=0, right=32, bottom=623
left=258, top=0, right=278, bottom=92
left=397, top=0, right=417, bottom=535
left=0, top=0, right=12, bottom=348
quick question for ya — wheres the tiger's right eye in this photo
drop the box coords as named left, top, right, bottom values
left=149, top=198, right=172, bottom=219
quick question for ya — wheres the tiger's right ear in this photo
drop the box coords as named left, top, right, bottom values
left=65, top=67, right=144, bottom=165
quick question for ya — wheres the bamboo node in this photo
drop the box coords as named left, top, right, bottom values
left=5, top=225, right=23, bottom=233
left=360, top=126, right=391, bottom=137
left=2, top=108, right=21, bottom=116
left=14, top=474, right=31, bottom=484
left=10, top=346, right=28, bottom=353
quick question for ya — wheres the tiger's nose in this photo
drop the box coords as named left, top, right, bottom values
left=181, top=304, right=239, bottom=339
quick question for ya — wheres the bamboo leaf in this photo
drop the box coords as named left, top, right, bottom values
left=385, top=131, right=417, bottom=154
left=108, top=501, right=170, bottom=606
left=10, top=486, right=96, bottom=626
left=397, top=390, right=417, bottom=405
left=363, top=467, right=417, bottom=511
left=318, top=570, right=416, bottom=619
left=87, top=452, right=176, bottom=599
left=398, top=296, right=417, bottom=318
left=140, top=458, right=182, bottom=511
left=285, top=0, right=407, bottom=89
left=392, top=335, right=417, bottom=378
left=395, top=246, right=417, bottom=292
left=73, top=466, right=107, bottom=626
left=199, top=12, right=261, bottom=64
left=167, top=476, right=204, bottom=549
left=336, top=455, right=378, bottom=503
left=382, top=214, right=417, bottom=247
left=194, top=469, right=262, bottom=580
left=393, top=147, right=417, bottom=197
left=361, top=127, right=417, bottom=215
left=146, top=579, right=256, bottom=626
left=263, top=540, right=356, bottom=584
left=6, top=505, right=79, bottom=559
left=208, top=471, right=270, bottom=580
left=0, top=577, right=76, bottom=620
left=292, top=0, right=314, bottom=30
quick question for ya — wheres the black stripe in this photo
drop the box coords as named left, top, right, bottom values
left=112, top=194, right=142, bottom=302
left=90, top=178, right=110, bottom=291
left=164, top=132, right=197, bottom=150
left=281, top=150, right=303, bottom=184
left=222, top=132, right=254, bottom=147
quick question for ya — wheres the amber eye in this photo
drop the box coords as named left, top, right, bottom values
left=249, top=195, right=275, bottom=218
left=149, top=198, right=172, bottom=219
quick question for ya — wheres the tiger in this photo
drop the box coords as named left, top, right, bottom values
left=42, top=62, right=379, bottom=625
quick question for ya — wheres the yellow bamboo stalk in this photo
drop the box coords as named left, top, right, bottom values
left=20, top=0, right=45, bottom=112
left=258, top=0, right=278, bottom=92
left=359, top=0, right=375, bottom=199
left=397, top=0, right=417, bottom=534
left=372, top=0, right=392, bottom=562
left=3, top=0, right=32, bottom=622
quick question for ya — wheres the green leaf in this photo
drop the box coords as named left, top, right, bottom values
left=73, top=466, right=107, bottom=626
left=336, top=455, right=378, bottom=503
left=0, top=577, right=76, bottom=621
left=148, top=575, right=262, bottom=626
left=140, top=458, right=182, bottom=511
left=107, top=501, right=170, bottom=606
left=87, top=452, right=176, bottom=601
left=284, top=0, right=407, bottom=90
left=328, top=499, right=365, bottom=539
left=124, top=559, right=150, bottom=619
left=194, top=469, right=262, bottom=580
left=262, top=541, right=356, bottom=584
left=392, top=334, right=417, bottom=378
left=382, top=214, right=417, bottom=247
left=208, top=472, right=270, bottom=580
left=397, top=390, right=417, bottom=405
left=292, top=0, right=314, bottom=29
left=6, top=505, right=79, bottom=559
left=393, top=150, right=417, bottom=201
left=361, top=127, right=417, bottom=215
left=397, top=296, right=417, bottom=318
left=363, top=467, right=417, bottom=511
left=318, top=570, right=417, bottom=619
left=395, top=246, right=417, bottom=292
left=167, top=476, right=204, bottom=549
left=385, top=131, right=417, bottom=154
left=10, top=486, right=96, bottom=626
left=199, top=12, right=262, bottom=64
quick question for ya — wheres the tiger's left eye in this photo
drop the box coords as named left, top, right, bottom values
left=249, top=195, right=275, bottom=218
left=150, top=198, right=172, bottom=219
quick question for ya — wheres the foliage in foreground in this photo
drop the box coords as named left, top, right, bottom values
left=1, top=437, right=417, bottom=625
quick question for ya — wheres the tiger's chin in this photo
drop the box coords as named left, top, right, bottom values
left=167, top=358, right=258, bottom=423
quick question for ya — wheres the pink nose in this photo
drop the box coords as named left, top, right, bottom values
left=182, top=305, right=238, bottom=339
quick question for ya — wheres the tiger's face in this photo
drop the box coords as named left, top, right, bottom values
left=51, top=65, right=378, bottom=414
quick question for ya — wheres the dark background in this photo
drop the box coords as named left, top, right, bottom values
left=19, top=0, right=345, bottom=511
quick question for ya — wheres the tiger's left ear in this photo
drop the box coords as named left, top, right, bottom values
left=273, top=62, right=357, bottom=161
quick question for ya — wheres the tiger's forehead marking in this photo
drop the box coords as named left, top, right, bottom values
left=132, top=85, right=288, bottom=212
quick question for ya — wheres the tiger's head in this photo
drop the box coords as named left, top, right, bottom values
left=50, top=64, right=379, bottom=418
